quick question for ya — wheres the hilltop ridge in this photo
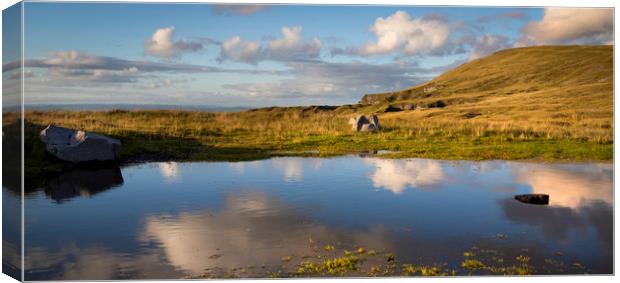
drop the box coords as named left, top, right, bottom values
left=359, top=45, right=612, bottom=109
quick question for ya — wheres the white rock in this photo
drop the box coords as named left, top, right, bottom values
left=40, top=125, right=121, bottom=163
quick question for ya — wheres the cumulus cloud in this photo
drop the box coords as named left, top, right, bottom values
left=218, top=26, right=322, bottom=64
left=468, top=34, right=511, bottom=60
left=518, top=8, right=613, bottom=45
left=144, top=27, right=203, bottom=58
left=212, top=4, right=268, bottom=16
left=266, top=26, right=322, bottom=60
left=218, top=36, right=262, bottom=64
left=360, top=11, right=450, bottom=56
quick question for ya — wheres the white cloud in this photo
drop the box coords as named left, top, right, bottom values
left=218, top=26, right=322, bottom=64
left=361, top=11, right=450, bottom=56
left=219, top=36, right=262, bottom=64
left=43, top=51, right=104, bottom=66
left=469, top=34, right=511, bottom=60
left=145, top=26, right=203, bottom=58
left=518, top=8, right=613, bottom=45
left=266, top=26, right=322, bottom=60
left=46, top=66, right=140, bottom=84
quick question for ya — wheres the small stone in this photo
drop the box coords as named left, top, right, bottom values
left=514, top=194, right=549, bottom=205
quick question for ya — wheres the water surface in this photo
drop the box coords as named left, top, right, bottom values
left=8, top=156, right=613, bottom=279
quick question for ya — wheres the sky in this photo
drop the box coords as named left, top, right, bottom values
left=2, top=2, right=614, bottom=107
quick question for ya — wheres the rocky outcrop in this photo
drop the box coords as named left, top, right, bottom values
left=384, top=103, right=417, bottom=112
left=360, top=93, right=391, bottom=105
left=40, top=125, right=121, bottom=163
left=349, top=114, right=380, bottom=132
left=426, top=100, right=447, bottom=108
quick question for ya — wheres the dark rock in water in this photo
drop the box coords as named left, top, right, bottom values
left=514, top=194, right=549, bottom=205
left=40, top=125, right=122, bottom=163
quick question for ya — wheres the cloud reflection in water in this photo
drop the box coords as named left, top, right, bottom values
left=366, top=159, right=444, bottom=194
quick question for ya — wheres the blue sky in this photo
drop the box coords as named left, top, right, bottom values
left=2, top=3, right=613, bottom=107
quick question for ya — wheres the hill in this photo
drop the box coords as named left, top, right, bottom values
left=360, top=45, right=612, bottom=108
left=351, top=45, right=612, bottom=144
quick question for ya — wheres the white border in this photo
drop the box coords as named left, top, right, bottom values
left=0, top=1, right=617, bottom=283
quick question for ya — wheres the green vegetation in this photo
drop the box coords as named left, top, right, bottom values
left=188, top=240, right=587, bottom=278
left=3, top=45, right=612, bottom=187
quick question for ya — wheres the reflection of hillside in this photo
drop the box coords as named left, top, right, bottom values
left=141, top=191, right=394, bottom=275
left=366, top=159, right=444, bottom=193
left=45, top=167, right=124, bottom=203
left=516, top=165, right=612, bottom=209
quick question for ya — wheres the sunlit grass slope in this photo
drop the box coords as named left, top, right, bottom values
left=359, top=45, right=612, bottom=143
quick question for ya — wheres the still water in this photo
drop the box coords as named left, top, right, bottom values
left=7, top=156, right=613, bottom=279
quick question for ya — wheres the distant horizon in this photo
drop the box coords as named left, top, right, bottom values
left=2, top=3, right=613, bottom=108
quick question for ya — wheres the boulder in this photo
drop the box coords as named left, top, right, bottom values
left=40, top=125, right=121, bottom=163
left=360, top=123, right=376, bottom=132
left=348, top=115, right=380, bottom=132
left=514, top=194, right=549, bottom=205
left=369, top=114, right=380, bottom=129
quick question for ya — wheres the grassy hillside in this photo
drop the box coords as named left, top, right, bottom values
left=358, top=45, right=612, bottom=142
left=4, top=45, right=612, bottom=189
left=361, top=45, right=612, bottom=106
